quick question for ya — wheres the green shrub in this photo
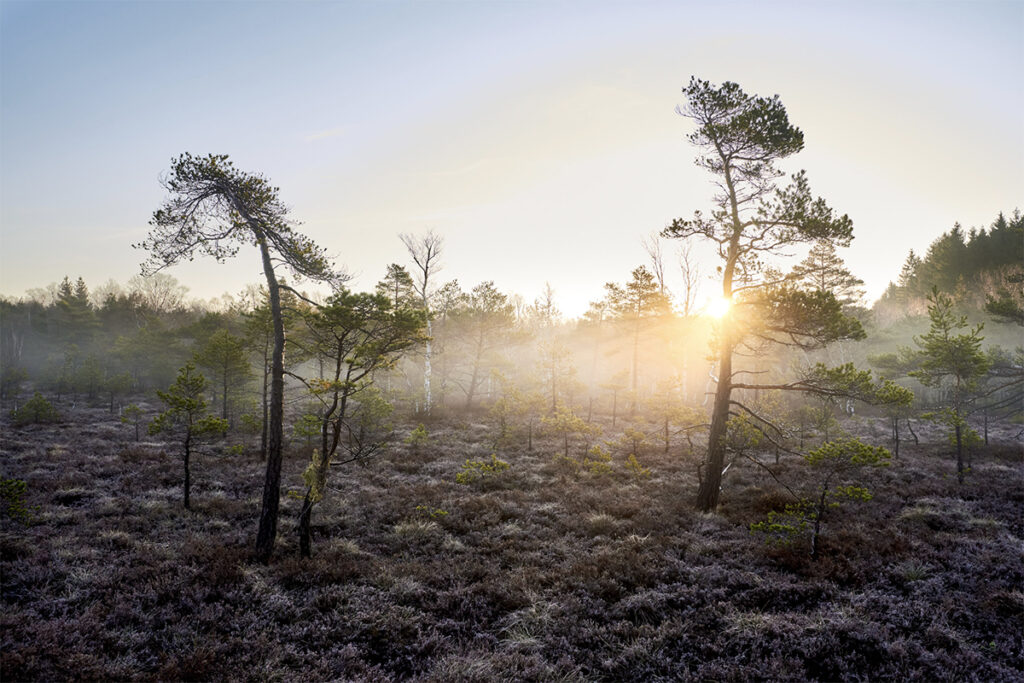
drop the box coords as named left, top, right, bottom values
left=750, top=500, right=812, bottom=547
left=751, top=439, right=889, bottom=559
left=406, top=423, right=430, bottom=451
left=552, top=452, right=580, bottom=476
left=414, top=504, right=449, bottom=520
left=456, top=453, right=510, bottom=484
left=11, top=392, right=60, bottom=426
left=625, top=453, right=651, bottom=479
left=1, top=479, right=34, bottom=524
left=239, top=412, right=262, bottom=435
left=583, top=445, right=614, bottom=476
left=121, top=404, right=144, bottom=441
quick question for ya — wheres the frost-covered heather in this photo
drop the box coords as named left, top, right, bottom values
left=2, top=403, right=1022, bottom=680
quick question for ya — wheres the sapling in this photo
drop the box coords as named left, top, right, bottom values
left=105, top=371, right=133, bottom=413
left=542, top=405, right=594, bottom=458
left=405, top=423, right=430, bottom=454
left=455, top=454, right=510, bottom=485
left=911, top=288, right=990, bottom=483
left=10, top=392, right=60, bottom=426
left=1, top=479, right=34, bottom=524
left=149, top=363, right=227, bottom=509
left=292, top=411, right=322, bottom=454
left=121, top=403, right=144, bottom=441
left=582, top=444, right=614, bottom=476
left=752, top=438, right=890, bottom=559
left=625, top=454, right=651, bottom=479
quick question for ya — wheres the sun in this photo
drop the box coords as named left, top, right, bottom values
left=706, top=296, right=732, bottom=319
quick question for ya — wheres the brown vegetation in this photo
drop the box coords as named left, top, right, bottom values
left=2, top=399, right=1022, bottom=680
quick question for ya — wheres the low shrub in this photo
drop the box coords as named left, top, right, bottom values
left=456, top=454, right=511, bottom=485
left=11, top=393, right=60, bottom=426
left=582, top=445, right=614, bottom=477
left=1, top=479, right=34, bottom=524
left=625, top=454, right=651, bottom=479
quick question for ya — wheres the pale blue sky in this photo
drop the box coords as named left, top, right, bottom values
left=2, top=0, right=1021, bottom=315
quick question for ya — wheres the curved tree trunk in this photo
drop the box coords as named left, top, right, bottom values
left=255, top=239, right=286, bottom=564
left=261, top=341, right=269, bottom=459
left=696, top=344, right=733, bottom=512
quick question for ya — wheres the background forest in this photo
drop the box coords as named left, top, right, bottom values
left=2, top=208, right=1021, bottom=433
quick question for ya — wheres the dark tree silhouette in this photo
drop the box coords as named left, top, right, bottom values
left=663, top=79, right=864, bottom=512
left=137, top=153, right=337, bottom=562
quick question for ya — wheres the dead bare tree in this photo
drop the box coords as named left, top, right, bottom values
left=678, top=242, right=701, bottom=317
left=641, top=233, right=669, bottom=297
left=400, top=230, right=443, bottom=414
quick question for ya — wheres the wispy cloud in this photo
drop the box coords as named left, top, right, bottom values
left=304, top=126, right=346, bottom=142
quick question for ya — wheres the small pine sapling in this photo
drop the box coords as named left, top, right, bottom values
left=456, top=454, right=511, bottom=485
left=414, top=504, right=449, bottom=520
left=405, top=423, right=430, bottom=454
left=11, top=392, right=60, bottom=426
left=645, top=378, right=701, bottom=453
left=911, top=288, right=990, bottom=483
left=0, top=364, right=27, bottom=402
left=121, top=403, right=144, bottom=441
left=582, top=444, right=614, bottom=476
left=292, top=411, right=322, bottom=454
left=625, top=454, right=651, bottom=479
left=874, top=380, right=916, bottom=459
left=105, top=371, right=134, bottom=413
left=751, top=438, right=889, bottom=559
left=620, top=419, right=650, bottom=458
left=1, top=479, right=35, bottom=525
left=149, top=362, right=228, bottom=510
left=239, top=410, right=262, bottom=436
left=542, top=405, right=595, bottom=458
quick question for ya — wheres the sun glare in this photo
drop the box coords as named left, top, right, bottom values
left=706, top=296, right=732, bottom=319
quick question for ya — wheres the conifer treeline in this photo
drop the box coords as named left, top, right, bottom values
left=875, top=210, right=1023, bottom=318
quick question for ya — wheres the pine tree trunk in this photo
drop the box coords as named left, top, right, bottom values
left=811, top=485, right=828, bottom=560
left=955, top=423, right=964, bottom=485
left=261, top=349, right=269, bottom=459
left=299, top=491, right=314, bottom=558
left=631, top=321, right=639, bottom=416
left=255, top=240, right=286, bottom=564
left=696, top=346, right=732, bottom=512
left=424, top=319, right=432, bottom=414
left=183, top=430, right=192, bottom=510
left=906, top=418, right=919, bottom=445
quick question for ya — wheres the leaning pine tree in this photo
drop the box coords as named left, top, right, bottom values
left=663, top=78, right=897, bottom=512
left=137, top=153, right=337, bottom=562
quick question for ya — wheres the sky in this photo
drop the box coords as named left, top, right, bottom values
left=1, top=0, right=1021, bottom=317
